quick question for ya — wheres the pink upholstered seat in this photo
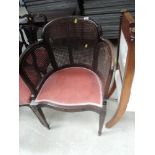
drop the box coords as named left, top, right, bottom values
left=19, top=76, right=31, bottom=105
left=35, top=67, right=103, bottom=107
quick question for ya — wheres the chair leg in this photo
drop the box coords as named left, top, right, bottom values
left=30, top=105, right=50, bottom=129
left=37, top=107, right=47, bottom=122
left=98, top=102, right=107, bottom=136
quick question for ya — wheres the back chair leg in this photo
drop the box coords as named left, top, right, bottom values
left=98, top=101, right=107, bottom=136
left=30, top=105, right=50, bottom=129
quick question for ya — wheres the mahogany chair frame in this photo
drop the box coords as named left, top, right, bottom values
left=20, top=16, right=115, bottom=135
left=106, top=11, right=135, bottom=128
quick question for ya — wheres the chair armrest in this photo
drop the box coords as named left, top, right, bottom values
left=100, top=37, right=115, bottom=70
left=19, top=41, right=50, bottom=97
left=19, top=40, right=44, bottom=62
left=97, top=37, right=115, bottom=98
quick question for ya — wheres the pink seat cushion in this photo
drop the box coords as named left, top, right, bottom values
left=36, top=67, right=103, bottom=107
left=19, top=76, right=31, bottom=105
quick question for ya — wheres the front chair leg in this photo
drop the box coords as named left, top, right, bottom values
left=30, top=105, right=50, bottom=129
left=37, top=107, right=47, bottom=122
left=98, top=101, right=107, bottom=136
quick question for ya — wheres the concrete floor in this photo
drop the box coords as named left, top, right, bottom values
left=19, top=101, right=134, bottom=155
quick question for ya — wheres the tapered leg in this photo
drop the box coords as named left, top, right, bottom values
left=30, top=105, right=50, bottom=129
left=98, top=102, right=107, bottom=136
left=37, top=107, right=47, bottom=121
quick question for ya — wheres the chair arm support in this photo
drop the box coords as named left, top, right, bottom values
left=99, top=37, right=116, bottom=98
left=19, top=40, right=45, bottom=63
left=19, top=40, right=49, bottom=97
left=100, top=37, right=115, bottom=70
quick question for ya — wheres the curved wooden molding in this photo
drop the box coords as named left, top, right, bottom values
left=106, top=11, right=135, bottom=128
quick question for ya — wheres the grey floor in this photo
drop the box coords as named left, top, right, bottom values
left=19, top=101, right=134, bottom=155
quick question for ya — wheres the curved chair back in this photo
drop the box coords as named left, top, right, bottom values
left=20, top=16, right=113, bottom=98
left=19, top=42, right=51, bottom=95
left=43, top=16, right=101, bottom=47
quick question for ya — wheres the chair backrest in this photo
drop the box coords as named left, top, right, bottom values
left=42, top=16, right=103, bottom=70
left=43, top=16, right=101, bottom=46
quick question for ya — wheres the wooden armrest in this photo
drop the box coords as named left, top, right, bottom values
left=19, top=40, right=50, bottom=97
left=100, top=37, right=115, bottom=70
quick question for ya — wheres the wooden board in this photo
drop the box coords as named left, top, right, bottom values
left=106, top=11, right=135, bottom=128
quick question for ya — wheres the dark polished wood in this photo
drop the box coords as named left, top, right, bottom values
left=38, top=102, right=102, bottom=114
left=37, top=101, right=107, bottom=136
left=98, top=102, right=106, bottom=136
left=19, top=104, right=50, bottom=129
left=30, top=105, right=50, bottom=129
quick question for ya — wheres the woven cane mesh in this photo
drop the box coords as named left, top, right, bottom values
left=22, top=46, right=51, bottom=90
left=43, top=17, right=100, bottom=45
left=53, top=47, right=70, bottom=67
left=72, top=47, right=94, bottom=66
left=43, top=17, right=100, bottom=68
left=97, top=42, right=112, bottom=87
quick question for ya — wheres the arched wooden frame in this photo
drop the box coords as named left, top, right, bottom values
left=106, top=11, right=135, bottom=128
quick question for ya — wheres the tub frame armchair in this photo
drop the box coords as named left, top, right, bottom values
left=19, top=16, right=115, bottom=135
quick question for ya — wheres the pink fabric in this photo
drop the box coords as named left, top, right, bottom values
left=36, top=67, right=103, bottom=107
left=19, top=76, right=31, bottom=105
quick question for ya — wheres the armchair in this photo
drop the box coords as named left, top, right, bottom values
left=19, top=16, right=114, bottom=135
